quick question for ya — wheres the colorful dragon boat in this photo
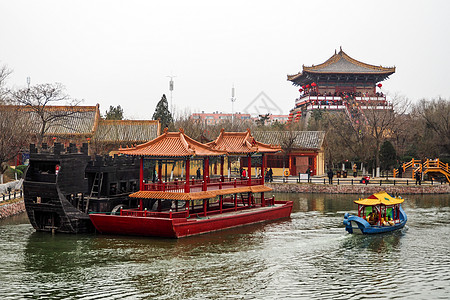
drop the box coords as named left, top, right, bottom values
left=343, top=191, right=407, bottom=234
left=89, top=129, right=293, bottom=238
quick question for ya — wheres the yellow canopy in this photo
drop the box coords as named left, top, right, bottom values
left=354, top=191, right=404, bottom=206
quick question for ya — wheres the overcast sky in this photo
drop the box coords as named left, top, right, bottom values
left=1, top=0, right=449, bottom=119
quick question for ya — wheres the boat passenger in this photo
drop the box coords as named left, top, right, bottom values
left=388, top=217, right=395, bottom=226
left=367, top=212, right=376, bottom=225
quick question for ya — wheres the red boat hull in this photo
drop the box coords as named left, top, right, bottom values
left=89, top=201, right=293, bottom=238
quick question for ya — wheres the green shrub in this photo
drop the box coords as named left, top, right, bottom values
left=5, top=167, right=23, bottom=180
left=16, top=165, right=28, bottom=173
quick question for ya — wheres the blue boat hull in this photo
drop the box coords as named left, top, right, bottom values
left=343, top=205, right=407, bottom=234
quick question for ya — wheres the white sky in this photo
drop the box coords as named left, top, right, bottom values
left=1, top=0, right=449, bottom=119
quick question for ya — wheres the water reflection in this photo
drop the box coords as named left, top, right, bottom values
left=341, top=229, right=404, bottom=253
left=1, top=192, right=449, bottom=299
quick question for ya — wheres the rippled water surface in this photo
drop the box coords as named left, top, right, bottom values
left=1, top=193, right=449, bottom=299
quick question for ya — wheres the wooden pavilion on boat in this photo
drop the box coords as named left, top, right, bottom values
left=116, top=128, right=283, bottom=219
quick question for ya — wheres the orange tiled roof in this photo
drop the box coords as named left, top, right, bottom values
left=206, top=129, right=281, bottom=155
left=129, top=185, right=272, bottom=200
left=119, top=128, right=226, bottom=157
left=287, top=49, right=395, bottom=81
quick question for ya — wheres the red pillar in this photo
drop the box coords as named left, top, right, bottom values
left=203, top=157, right=210, bottom=183
left=139, top=157, right=144, bottom=190
left=220, top=156, right=224, bottom=182
left=247, top=155, right=252, bottom=186
left=158, top=160, right=162, bottom=183
left=185, top=158, right=190, bottom=193
left=313, top=154, right=317, bottom=176
left=261, top=153, right=265, bottom=185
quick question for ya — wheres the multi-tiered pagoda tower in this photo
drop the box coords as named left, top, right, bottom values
left=287, top=48, right=395, bottom=126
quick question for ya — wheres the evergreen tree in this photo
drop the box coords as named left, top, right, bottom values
left=380, top=140, right=397, bottom=170
left=105, top=105, right=124, bottom=120
left=256, top=113, right=270, bottom=127
left=152, top=94, right=173, bottom=129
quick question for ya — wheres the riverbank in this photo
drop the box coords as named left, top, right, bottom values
left=0, top=198, right=25, bottom=219
left=267, top=182, right=450, bottom=194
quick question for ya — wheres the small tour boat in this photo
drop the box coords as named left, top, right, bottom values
left=343, top=191, right=407, bottom=234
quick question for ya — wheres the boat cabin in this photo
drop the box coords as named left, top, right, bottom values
left=354, top=192, right=404, bottom=227
left=116, top=128, right=282, bottom=219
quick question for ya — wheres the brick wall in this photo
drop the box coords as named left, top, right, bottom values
left=267, top=183, right=450, bottom=194
left=0, top=199, right=25, bottom=219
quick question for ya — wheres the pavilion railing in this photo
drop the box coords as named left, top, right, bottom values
left=141, top=176, right=263, bottom=192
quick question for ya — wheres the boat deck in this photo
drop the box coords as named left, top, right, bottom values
left=192, top=203, right=285, bottom=220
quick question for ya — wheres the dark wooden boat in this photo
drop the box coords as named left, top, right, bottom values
left=23, top=143, right=141, bottom=233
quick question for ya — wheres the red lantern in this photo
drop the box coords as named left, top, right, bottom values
left=306, top=84, right=310, bottom=88
left=377, top=83, right=382, bottom=88
left=299, top=88, right=303, bottom=92
left=311, top=82, right=317, bottom=87
left=302, top=85, right=305, bottom=89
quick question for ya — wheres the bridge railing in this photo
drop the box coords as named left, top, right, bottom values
left=424, top=159, right=449, bottom=173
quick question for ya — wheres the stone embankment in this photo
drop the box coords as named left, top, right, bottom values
left=268, top=183, right=450, bottom=194
left=0, top=198, right=25, bottom=219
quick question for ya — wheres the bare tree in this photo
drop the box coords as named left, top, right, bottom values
left=278, top=129, right=298, bottom=172
left=412, top=98, right=450, bottom=157
left=9, top=83, right=81, bottom=144
left=0, top=106, right=33, bottom=173
left=322, top=111, right=374, bottom=168
left=363, top=95, right=410, bottom=171
left=0, top=64, right=13, bottom=103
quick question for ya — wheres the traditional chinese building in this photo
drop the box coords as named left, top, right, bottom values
left=0, top=104, right=160, bottom=164
left=287, top=48, right=395, bottom=126
left=253, top=131, right=325, bottom=176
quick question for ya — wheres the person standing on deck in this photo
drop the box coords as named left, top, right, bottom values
left=268, top=168, right=273, bottom=182
left=196, top=167, right=201, bottom=179
left=415, top=170, right=421, bottom=185
left=327, top=169, right=334, bottom=184
left=352, top=164, right=357, bottom=177
left=306, top=167, right=311, bottom=183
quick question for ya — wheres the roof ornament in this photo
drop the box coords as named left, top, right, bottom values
left=335, top=49, right=337, bottom=55
left=179, top=128, right=184, bottom=134
left=163, top=127, right=168, bottom=134
left=340, top=46, right=342, bottom=52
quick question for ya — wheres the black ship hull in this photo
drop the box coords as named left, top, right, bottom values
left=24, top=143, right=141, bottom=233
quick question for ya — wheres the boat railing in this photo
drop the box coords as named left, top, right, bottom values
left=120, top=209, right=188, bottom=219
left=262, top=196, right=275, bottom=206
left=142, top=177, right=262, bottom=192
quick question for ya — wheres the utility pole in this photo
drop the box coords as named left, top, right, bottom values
left=167, top=75, right=176, bottom=112
left=231, top=85, right=236, bottom=125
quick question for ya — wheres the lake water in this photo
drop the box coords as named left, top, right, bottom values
left=1, top=193, right=449, bottom=299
